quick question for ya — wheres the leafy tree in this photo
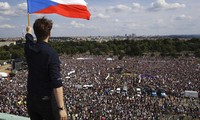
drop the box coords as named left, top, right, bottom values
left=0, top=51, right=11, bottom=60
left=175, top=41, right=188, bottom=52
left=194, top=49, right=200, bottom=58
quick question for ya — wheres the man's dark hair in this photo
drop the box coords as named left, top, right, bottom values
left=33, top=17, right=53, bottom=41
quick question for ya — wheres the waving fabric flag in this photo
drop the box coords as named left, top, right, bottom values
left=27, top=0, right=91, bottom=20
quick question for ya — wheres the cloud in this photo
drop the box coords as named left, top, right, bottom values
left=92, top=13, right=109, bottom=19
left=123, top=21, right=141, bottom=29
left=70, top=21, right=85, bottom=28
left=156, top=19, right=164, bottom=24
left=0, top=24, right=15, bottom=29
left=112, top=19, right=119, bottom=23
left=0, top=16, right=9, bottom=21
left=106, top=3, right=144, bottom=13
left=175, top=14, right=192, bottom=20
left=152, top=19, right=168, bottom=28
left=0, top=10, right=15, bottom=16
left=70, top=21, right=97, bottom=30
left=0, top=16, right=4, bottom=20
left=17, top=2, right=27, bottom=10
left=126, top=22, right=139, bottom=28
left=107, top=4, right=132, bottom=13
left=15, top=3, right=27, bottom=15
left=148, top=0, right=185, bottom=11
left=132, top=3, right=144, bottom=11
left=53, top=24, right=60, bottom=28
left=86, top=25, right=97, bottom=29
left=0, top=2, right=13, bottom=16
left=0, top=2, right=27, bottom=16
left=0, top=2, right=10, bottom=10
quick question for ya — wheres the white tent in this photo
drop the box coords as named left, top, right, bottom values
left=77, top=57, right=93, bottom=60
left=0, top=72, right=8, bottom=78
left=67, top=70, right=75, bottom=75
left=106, top=58, right=113, bottom=61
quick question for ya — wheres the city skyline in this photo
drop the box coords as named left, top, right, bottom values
left=0, top=0, right=200, bottom=38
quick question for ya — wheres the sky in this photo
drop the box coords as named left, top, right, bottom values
left=0, top=0, right=200, bottom=38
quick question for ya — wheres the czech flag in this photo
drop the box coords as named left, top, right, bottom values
left=27, top=0, right=91, bottom=20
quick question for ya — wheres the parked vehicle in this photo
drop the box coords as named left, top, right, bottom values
left=182, top=90, right=198, bottom=98
left=157, top=89, right=167, bottom=97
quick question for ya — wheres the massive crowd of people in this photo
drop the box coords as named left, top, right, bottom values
left=0, top=55, right=199, bottom=120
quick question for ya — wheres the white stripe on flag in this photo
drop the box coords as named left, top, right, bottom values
left=51, top=0, right=87, bottom=5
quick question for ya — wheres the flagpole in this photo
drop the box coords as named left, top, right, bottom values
left=28, top=13, right=30, bottom=26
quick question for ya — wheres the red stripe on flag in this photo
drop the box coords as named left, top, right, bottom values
left=34, top=4, right=91, bottom=20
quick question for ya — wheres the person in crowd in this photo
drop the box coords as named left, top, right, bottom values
left=0, top=54, right=199, bottom=119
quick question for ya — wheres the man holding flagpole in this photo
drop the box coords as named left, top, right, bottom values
left=25, top=17, right=67, bottom=120
left=24, top=0, right=90, bottom=119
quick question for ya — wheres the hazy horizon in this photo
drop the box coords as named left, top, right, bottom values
left=0, top=0, right=200, bottom=38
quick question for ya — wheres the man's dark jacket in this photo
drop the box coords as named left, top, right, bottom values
left=24, top=33, right=63, bottom=96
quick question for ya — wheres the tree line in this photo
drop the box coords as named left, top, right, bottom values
left=0, top=38, right=200, bottom=60
left=50, top=38, right=200, bottom=58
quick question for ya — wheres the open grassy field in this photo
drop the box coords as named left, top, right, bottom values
left=0, top=64, right=11, bottom=73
